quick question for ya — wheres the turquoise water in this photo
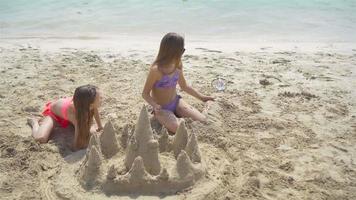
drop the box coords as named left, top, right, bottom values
left=0, top=0, right=355, bottom=42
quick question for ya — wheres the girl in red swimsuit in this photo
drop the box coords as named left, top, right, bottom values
left=27, top=84, right=103, bottom=150
left=142, top=33, right=214, bottom=133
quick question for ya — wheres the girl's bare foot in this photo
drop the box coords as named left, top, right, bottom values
left=27, top=117, right=38, bottom=128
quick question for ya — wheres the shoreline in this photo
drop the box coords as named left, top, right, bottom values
left=1, top=36, right=356, bottom=54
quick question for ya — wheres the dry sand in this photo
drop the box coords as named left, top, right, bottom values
left=0, top=40, right=355, bottom=199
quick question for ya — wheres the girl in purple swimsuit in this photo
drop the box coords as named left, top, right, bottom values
left=142, top=32, right=215, bottom=133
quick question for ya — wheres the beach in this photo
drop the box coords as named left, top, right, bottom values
left=0, top=38, right=355, bottom=199
left=1, top=0, right=356, bottom=198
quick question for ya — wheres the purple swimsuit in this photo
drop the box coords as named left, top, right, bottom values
left=154, top=69, right=181, bottom=113
left=154, top=70, right=179, bottom=88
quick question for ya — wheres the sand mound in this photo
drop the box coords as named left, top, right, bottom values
left=54, top=105, right=221, bottom=197
left=100, top=121, right=120, bottom=158
left=124, top=105, right=161, bottom=175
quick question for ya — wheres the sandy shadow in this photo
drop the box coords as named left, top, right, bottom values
left=48, top=124, right=76, bottom=158
left=48, top=124, right=102, bottom=163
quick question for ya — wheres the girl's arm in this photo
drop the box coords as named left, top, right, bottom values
left=67, top=107, right=80, bottom=150
left=73, top=122, right=79, bottom=150
left=142, top=67, right=161, bottom=111
left=93, top=108, right=103, bottom=131
left=178, top=68, right=215, bottom=102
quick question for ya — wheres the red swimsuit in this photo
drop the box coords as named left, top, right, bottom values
left=42, top=97, right=72, bottom=128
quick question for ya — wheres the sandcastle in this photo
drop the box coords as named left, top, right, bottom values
left=77, top=105, right=205, bottom=195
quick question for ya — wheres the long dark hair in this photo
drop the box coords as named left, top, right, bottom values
left=73, top=84, right=97, bottom=149
left=153, top=32, right=185, bottom=69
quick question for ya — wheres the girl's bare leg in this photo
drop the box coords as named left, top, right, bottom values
left=154, top=110, right=182, bottom=133
left=27, top=116, right=54, bottom=143
left=176, top=99, right=207, bottom=122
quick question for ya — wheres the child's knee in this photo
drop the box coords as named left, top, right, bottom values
left=34, top=135, right=48, bottom=143
left=167, top=122, right=179, bottom=133
left=194, top=114, right=207, bottom=122
left=200, top=115, right=207, bottom=122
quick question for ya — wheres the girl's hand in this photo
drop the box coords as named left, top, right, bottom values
left=153, top=104, right=162, bottom=113
left=96, top=126, right=103, bottom=132
left=200, top=95, right=215, bottom=102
